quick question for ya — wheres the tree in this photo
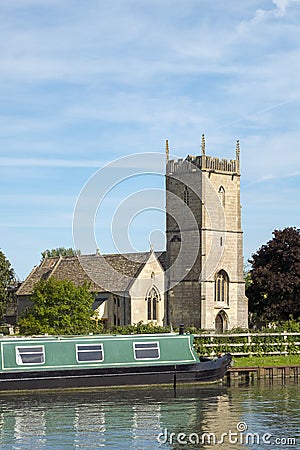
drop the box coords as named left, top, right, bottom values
left=41, top=247, right=81, bottom=259
left=18, top=278, right=98, bottom=335
left=244, top=263, right=252, bottom=290
left=0, top=250, right=15, bottom=321
left=246, top=227, right=300, bottom=323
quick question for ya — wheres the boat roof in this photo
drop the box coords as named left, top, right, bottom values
left=0, top=333, right=189, bottom=342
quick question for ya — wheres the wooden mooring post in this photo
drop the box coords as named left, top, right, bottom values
left=226, top=366, right=300, bottom=384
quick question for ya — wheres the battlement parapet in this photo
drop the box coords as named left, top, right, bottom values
left=167, top=154, right=239, bottom=175
left=166, top=137, right=240, bottom=176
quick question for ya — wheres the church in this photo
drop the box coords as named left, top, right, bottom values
left=16, top=137, right=248, bottom=331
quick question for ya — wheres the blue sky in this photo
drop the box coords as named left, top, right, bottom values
left=0, top=0, right=299, bottom=280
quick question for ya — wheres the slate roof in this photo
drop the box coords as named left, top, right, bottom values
left=17, top=251, right=166, bottom=296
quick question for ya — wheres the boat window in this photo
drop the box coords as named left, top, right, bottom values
left=16, top=346, right=45, bottom=365
left=133, top=342, right=160, bottom=360
left=76, top=344, right=104, bottom=362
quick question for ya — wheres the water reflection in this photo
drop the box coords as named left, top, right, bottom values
left=14, top=409, right=46, bottom=448
left=74, top=405, right=106, bottom=448
left=0, top=380, right=298, bottom=449
left=131, top=403, right=162, bottom=448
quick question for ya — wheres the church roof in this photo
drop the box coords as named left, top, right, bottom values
left=17, top=251, right=166, bottom=296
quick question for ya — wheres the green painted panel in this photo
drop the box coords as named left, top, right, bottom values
left=0, top=334, right=199, bottom=372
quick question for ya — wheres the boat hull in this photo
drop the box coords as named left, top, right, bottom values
left=0, top=354, right=232, bottom=391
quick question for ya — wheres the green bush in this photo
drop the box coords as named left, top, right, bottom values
left=106, top=321, right=171, bottom=335
left=18, top=279, right=98, bottom=335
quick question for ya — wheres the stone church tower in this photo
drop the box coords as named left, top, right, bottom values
left=165, top=136, right=248, bottom=331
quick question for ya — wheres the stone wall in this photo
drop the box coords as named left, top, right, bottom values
left=166, top=140, right=248, bottom=330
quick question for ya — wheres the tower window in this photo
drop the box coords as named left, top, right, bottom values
left=218, top=186, right=225, bottom=207
left=170, top=235, right=181, bottom=243
left=215, top=270, right=229, bottom=304
left=183, top=186, right=189, bottom=205
left=145, top=287, right=160, bottom=321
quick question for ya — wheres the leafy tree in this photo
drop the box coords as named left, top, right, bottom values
left=0, top=250, right=15, bottom=320
left=244, top=263, right=252, bottom=290
left=18, top=278, right=98, bottom=335
left=246, top=227, right=300, bottom=323
left=41, top=247, right=81, bottom=259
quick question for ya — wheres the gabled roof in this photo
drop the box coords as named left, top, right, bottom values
left=156, top=251, right=167, bottom=271
left=17, top=251, right=166, bottom=296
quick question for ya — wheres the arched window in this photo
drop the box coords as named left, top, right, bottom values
left=218, top=186, right=225, bottom=207
left=183, top=186, right=189, bottom=205
left=215, top=270, right=229, bottom=304
left=145, top=287, right=160, bottom=321
left=215, top=310, right=229, bottom=332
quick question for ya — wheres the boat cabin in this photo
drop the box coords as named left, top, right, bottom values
left=0, top=333, right=199, bottom=373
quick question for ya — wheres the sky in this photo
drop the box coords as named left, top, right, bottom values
left=0, top=0, right=299, bottom=280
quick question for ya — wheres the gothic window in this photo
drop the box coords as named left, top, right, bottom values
left=146, top=287, right=160, bottom=321
left=215, top=311, right=229, bottom=332
left=183, top=186, right=189, bottom=205
left=218, top=186, right=225, bottom=207
left=215, top=270, right=229, bottom=304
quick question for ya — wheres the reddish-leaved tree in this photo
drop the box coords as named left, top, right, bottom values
left=247, top=227, right=300, bottom=323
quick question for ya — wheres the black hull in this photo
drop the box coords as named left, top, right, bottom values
left=0, top=354, right=232, bottom=392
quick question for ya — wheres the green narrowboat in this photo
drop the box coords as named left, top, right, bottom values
left=0, top=333, right=231, bottom=391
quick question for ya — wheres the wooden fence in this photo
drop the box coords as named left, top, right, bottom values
left=194, top=332, right=300, bottom=357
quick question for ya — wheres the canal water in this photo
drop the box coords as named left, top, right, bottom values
left=0, top=380, right=298, bottom=449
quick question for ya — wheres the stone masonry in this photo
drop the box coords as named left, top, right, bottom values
left=165, top=136, right=248, bottom=330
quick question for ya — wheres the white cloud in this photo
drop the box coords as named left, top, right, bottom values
left=0, top=0, right=300, bottom=276
left=249, top=0, right=300, bottom=22
left=272, top=0, right=300, bottom=14
left=241, top=131, right=300, bottom=182
left=0, top=158, right=104, bottom=168
left=0, top=193, right=75, bottom=204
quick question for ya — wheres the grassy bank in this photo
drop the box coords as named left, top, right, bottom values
left=232, top=354, right=300, bottom=368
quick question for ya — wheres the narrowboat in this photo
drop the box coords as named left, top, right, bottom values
left=0, top=333, right=231, bottom=391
